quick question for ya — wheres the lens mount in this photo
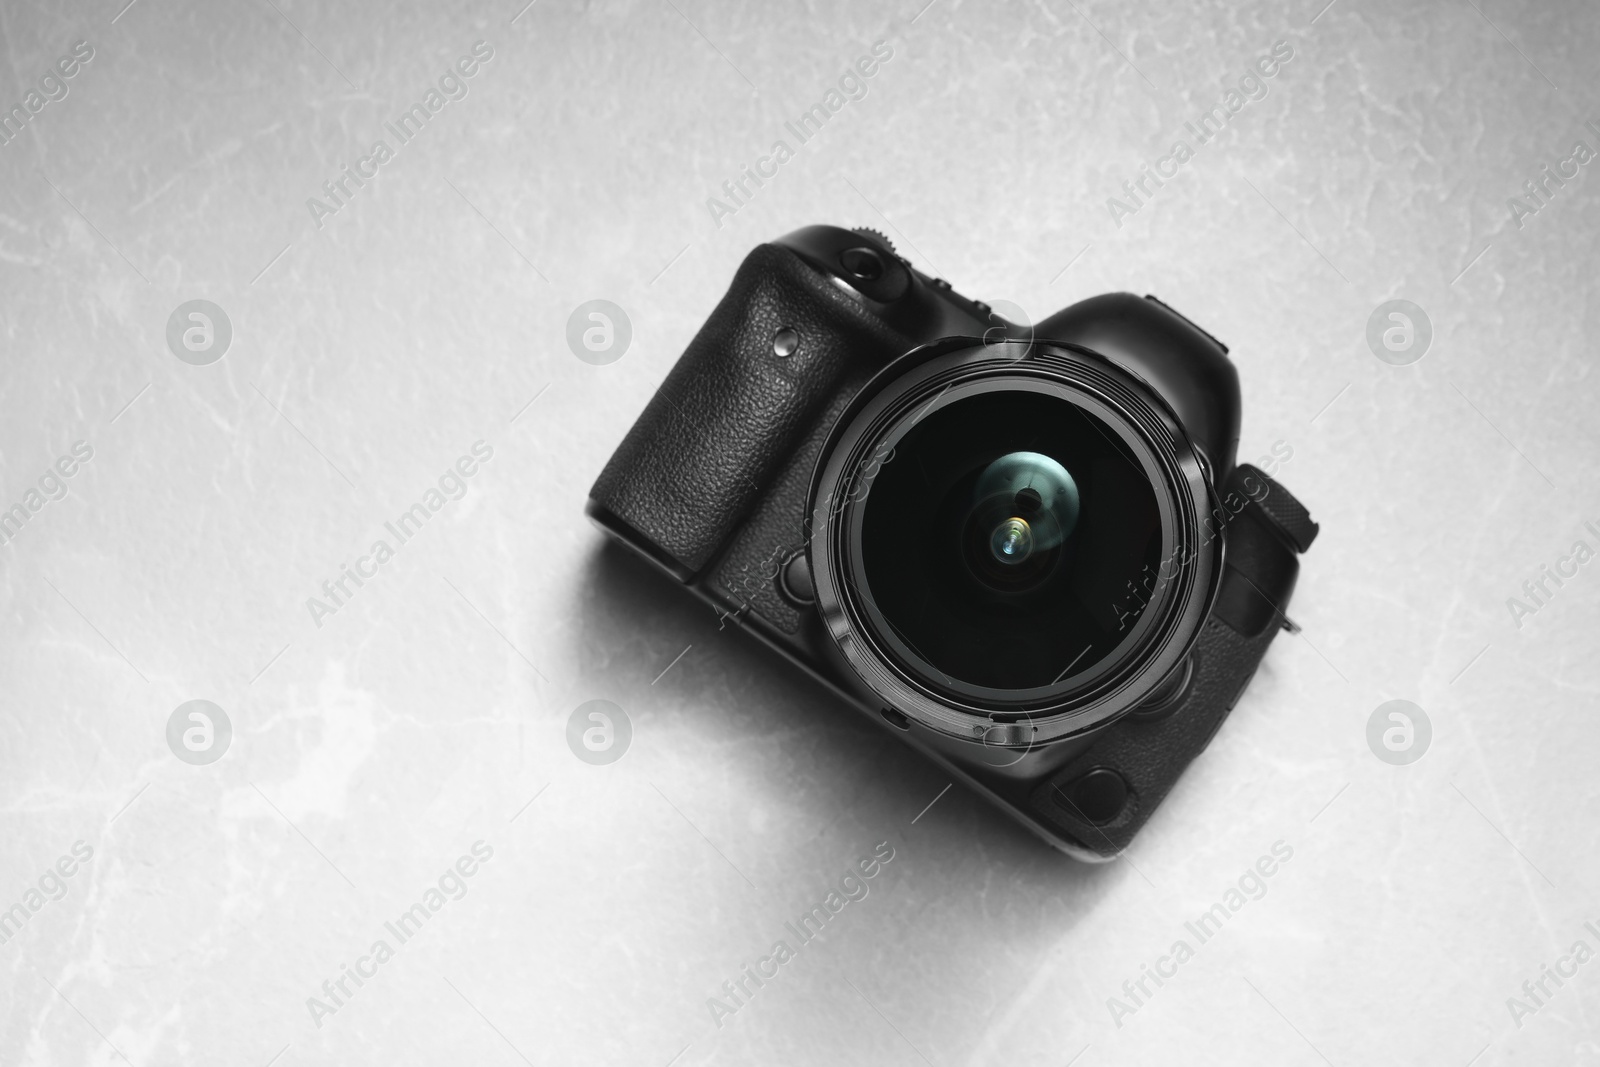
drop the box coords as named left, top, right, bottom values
left=808, top=339, right=1221, bottom=746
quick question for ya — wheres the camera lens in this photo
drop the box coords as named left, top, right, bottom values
left=851, top=383, right=1163, bottom=696
left=811, top=339, right=1219, bottom=740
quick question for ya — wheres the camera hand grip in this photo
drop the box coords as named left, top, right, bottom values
left=1030, top=468, right=1313, bottom=858
left=588, top=244, right=913, bottom=579
left=1030, top=614, right=1282, bottom=858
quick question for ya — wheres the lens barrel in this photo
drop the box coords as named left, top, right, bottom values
left=809, top=339, right=1220, bottom=745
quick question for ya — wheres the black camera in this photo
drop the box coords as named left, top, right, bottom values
left=587, top=224, right=1317, bottom=859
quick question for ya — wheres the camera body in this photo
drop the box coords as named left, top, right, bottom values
left=588, top=225, right=1317, bottom=860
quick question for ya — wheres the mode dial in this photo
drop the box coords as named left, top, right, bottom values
left=850, top=227, right=896, bottom=253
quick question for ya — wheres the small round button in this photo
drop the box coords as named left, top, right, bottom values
left=772, top=327, right=799, bottom=358
left=1128, top=657, right=1194, bottom=722
left=780, top=550, right=815, bottom=604
left=1057, top=767, right=1129, bottom=825
left=839, top=246, right=885, bottom=281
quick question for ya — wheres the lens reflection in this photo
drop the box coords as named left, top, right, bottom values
left=989, top=517, right=1033, bottom=564
left=976, top=452, right=1079, bottom=553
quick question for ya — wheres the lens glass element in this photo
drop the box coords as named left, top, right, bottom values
left=856, top=387, right=1162, bottom=694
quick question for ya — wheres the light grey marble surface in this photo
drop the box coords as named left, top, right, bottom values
left=2, top=0, right=1598, bottom=1064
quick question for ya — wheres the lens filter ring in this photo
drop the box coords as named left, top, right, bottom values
left=809, top=338, right=1220, bottom=746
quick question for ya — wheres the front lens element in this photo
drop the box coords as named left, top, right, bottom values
left=855, top=386, right=1162, bottom=695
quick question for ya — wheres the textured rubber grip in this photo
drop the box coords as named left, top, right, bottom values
left=1233, top=463, right=1319, bottom=553
left=589, top=244, right=914, bottom=577
left=1028, top=466, right=1313, bottom=857
left=1030, top=614, right=1280, bottom=857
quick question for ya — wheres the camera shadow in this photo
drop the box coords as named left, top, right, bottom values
left=577, top=541, right=1131, bottom=906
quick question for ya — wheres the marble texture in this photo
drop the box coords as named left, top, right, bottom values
left=1, top=0, right=1598, bottom=1063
